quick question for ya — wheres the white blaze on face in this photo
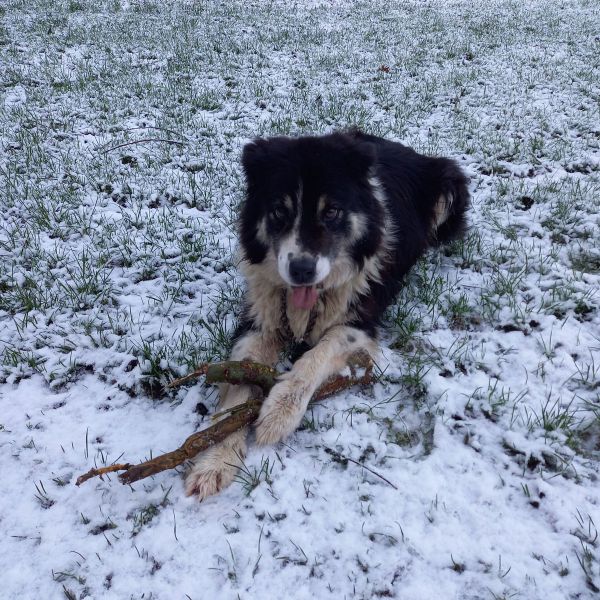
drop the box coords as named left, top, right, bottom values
left=277, top=233, right=332, bottom=286
left=274, top=186, right=332, bottom=310
left=276, top=191, right=303, bottom=285
left=277, top=233, right=302, bottom=285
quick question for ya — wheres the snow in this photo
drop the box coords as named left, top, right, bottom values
left=1, top=0, right=599, bottom=598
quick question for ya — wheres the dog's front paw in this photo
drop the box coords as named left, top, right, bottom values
left=255, top=378, right=309, bottom=445
left=184, top=431, right=246, bottom=500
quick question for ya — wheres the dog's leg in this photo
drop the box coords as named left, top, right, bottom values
left=255, top=326, right=378, bottom=445
left=185, top=331, right=280, bottom=499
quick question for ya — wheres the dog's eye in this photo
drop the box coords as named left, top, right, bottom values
left=323, top=207, right=342, bottom=222
left=269, top=206, right=286, bottom=221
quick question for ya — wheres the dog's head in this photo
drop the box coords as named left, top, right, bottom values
left=239, top=132, right=385, bottom=310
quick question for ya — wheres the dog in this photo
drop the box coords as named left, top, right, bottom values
left=185, top=130, right=469, bottom=499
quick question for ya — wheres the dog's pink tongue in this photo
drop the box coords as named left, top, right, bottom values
left=291, top=286, right=318, bottom=310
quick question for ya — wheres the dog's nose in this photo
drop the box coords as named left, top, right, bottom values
left=289, top=257, right=316, bottom=285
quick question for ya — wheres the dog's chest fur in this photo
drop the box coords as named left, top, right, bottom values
left=243, top=260, right=359, bottom=346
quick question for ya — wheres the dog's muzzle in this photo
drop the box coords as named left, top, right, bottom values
left=289, top=256, right=317, bottom=285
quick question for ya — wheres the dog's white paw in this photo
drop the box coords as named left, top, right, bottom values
left=255, top=378, right=309, bottom=445
left=184, top=431, right=246, bottom=500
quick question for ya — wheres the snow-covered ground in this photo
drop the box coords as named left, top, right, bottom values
left=1, top=0, right=599, bottom=598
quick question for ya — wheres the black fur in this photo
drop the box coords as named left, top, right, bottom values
left=237, top=130, right=469, bottom=342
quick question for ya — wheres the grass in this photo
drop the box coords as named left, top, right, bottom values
left=1, top=0, right=600, bottom=598
left=34, top=480, right=55, bottom=509
left=233, top=455, right=274, bottom=496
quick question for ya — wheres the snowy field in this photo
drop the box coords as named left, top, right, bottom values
left=1, top=0, right=599, bottom=598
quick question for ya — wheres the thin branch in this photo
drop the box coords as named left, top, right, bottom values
left=323, top=446, right=398, bottom=490
left=76, top=352, right=373, bottom=487
left=99, top=138, right=186, bottom=154
left=124, top=125, right=190, bottom=140
left=76, top=463, right=132, bottom=486
left=167, top=364, right=210, bottom=388
left=94, top=126, right=191, bottom=153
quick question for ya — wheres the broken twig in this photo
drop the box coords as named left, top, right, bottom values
left=75, top=463, right=133, bottom=486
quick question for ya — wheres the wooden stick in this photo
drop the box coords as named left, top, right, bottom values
left=76, top=352, right=372, bottom=487
left=168, top=360, right=278, bottom=391
left=76, top=463, right=133, bottom=486
left=167, top=364, right=210, bottom=388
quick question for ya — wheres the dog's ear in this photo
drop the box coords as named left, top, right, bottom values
left=241, top=138, right=272, bottom=184
left=339, top=136, right=376, bottom=178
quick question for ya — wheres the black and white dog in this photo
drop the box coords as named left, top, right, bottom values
left=186, top=130, right=469, bottom=499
